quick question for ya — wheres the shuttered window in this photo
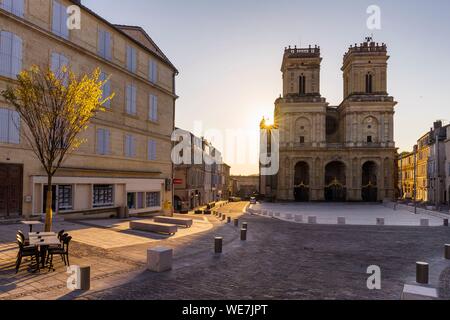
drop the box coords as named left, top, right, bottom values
left=98, top=29, right=112, bottom=61
left=0, top=108, right=20, bottom=144
left=149, top=94, right=158, bottom=122
left=50, top=52, right=69, bottom=75
left=126, top=84, right=137, bottom=115
left=52, top=0, right=69, bottom=39
left=96, top=128, right=110, bottom=155
left=125, top=134, right=136, bottom=158
left=149, top=59, right=157, bottom=83
left=1, top=0, right=24, bottom=17
left=126, top=45, right=137, bottom=73
left=148, top=139, right=156, bottom=161
left=0, top=31, right=22, bottom=79
left=99, top=72, right=111, bottom=108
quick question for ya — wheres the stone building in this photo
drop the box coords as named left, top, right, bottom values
left=173, top=129, right=228, bottom=212
left=446, top=126, right=450, bottom=205
left=398, top=152, right=415, bottom=200
left=264, top=38, right=397, bottom=202
left=0, top=0, right=177, bottom=219
left=231, top=175, right=259, bottom=199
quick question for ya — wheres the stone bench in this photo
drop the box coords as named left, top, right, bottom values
left=130, top=220, right=178, bottom=235
left=154, top=216, right=193, bottom=228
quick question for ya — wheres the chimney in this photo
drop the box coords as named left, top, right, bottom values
left=433, top=120, right=442, bottom=130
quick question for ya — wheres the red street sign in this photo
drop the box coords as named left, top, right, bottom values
left=173, top=179, right=183, bottom=185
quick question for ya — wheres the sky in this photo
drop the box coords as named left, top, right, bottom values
left=84, top=0, right=450, bottom=175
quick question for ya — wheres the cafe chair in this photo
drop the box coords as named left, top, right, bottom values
left=46, top=236, right=72, bottom=271
left=16, top=237, right=40, bottom=274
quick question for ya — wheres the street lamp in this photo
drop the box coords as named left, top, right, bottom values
left=413, top=144, right=418, bottom=214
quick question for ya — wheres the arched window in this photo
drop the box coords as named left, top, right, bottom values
left=365, top=73, right=373, bottom=94
left=299, top=75, right=306, bottom=95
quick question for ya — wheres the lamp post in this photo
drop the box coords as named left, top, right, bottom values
left=413, top=145, right=418, bottom=214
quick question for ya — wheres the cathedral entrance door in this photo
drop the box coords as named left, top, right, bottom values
left=361, top=161, right=378, bottom=202
left=294, top=162, right=310, bottom=202
left=324, top=161, right=347, bottom=202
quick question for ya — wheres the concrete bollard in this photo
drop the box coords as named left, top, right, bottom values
left=147, top=247, right=173, bottom=273
left=275, top=212, right=281, bottom=218
left=227, top=217, right=231, bottom=224
left=242, top=222, right=248, bottom=230
left=222, top=215, right=226, bottom=221
left=76, top=266, right=91, bottom=291
left=376, top=218, right=385, bottom=226
left=285, top=213, right=293, bottom=220
left=416, top=262, right=429, bottom=285
left=444, top=219, right=448, bottom=227
left=234, top=219, right=239, bottom=227
left=241, top=228, right=247, bottom=241
left=308, top=216, right=317, bottom=224
left=445, top=244, right=450, bottom=260
left=215, top=237, right=223, bottom=254
left=218, top=212, right=222, bottom=218
left=295, top=215, right=303, bottom=223
left=268, top=212, right=274, bottom=217
left=337, top=217, right=346, bottom=225
left=420, top=219, right=429, bottom=227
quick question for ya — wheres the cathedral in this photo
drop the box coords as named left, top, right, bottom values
left=261, top=38, right=397, bottom=202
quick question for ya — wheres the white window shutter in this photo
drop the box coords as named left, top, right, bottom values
left=60, top=3, right=69, bottom=38
left=50, top=52, right=59, bottom=73
left=11, top=34, right=22, bottom=77
left=126, top=46, right=132, bottom=71
left=152, top=61, right=158, bottom=83
left=0, top=0, right=13, bottom=12
left=97, top=128, right=104, bottom=154
left=132, top=136, right=136, bottom=157
left=132, top=85, right=137, bottom=114
left=52, top=1, right=61, bottom=35
left=105, top=129, right=110, bottom=154
left=13, top=0, right=24, bottom=17
left=153, top=96, right=158, bottom=121
left=0, top=109, right=9, bottom=143
left=132, top=48, right=137, bottom=72
left=0, top=31, right=13, bottom=77
left=105, top=32, right=112, bottom=60
left=8, top=111, right=20, bottom=144
left=98, top=30, right=105, bottom=57
left=126, top=85, right=131, bottom=114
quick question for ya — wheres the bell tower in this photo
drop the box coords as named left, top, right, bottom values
left=282, top=45, right=322, bottom=98
left=342, top=37, right=389, bottom=99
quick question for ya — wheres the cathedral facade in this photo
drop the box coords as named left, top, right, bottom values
left=263, top=39, right=397, bottom=202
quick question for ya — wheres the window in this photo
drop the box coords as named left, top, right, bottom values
left=148, top=139, right=157, bottom=161
left=124, top=134, right=136, bottom=158
left=96, top=128, right=110, bottom=155
left=146, top=192, right=160, bottom=207
left=93, top=185, right=114, bottom=208
left=0, top=108, right=20, bottom=144
left=149, top=94, right=158, bottom=122
left=127, top=192, right=135, bottom=210
left=58, top=185, right=73, bottom=211
left=300, top=136, right=305, bottom=144
left=98, top=29, right=112, bottom=61
left=126, top=45, right=137, bottom=73
left=99, top=72, right=111, bottom=108
left=367, top=136, right=373, bottom=143
left=126, top=84, right=137, bottom=115
left=365, top=73, right=373, bottom=94
left=51, top=52, right=69, bottom=76
left=0, top=31, right=22, bottom=79
left=52, top=0, right=69, bottom=39
left=299, top=75, right=306, bottom=95
left=149, top=60, right=157, bottom=83
left=1, top=0, right=24, bottom=17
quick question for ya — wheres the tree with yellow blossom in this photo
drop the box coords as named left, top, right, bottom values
left=1, top=66, right=114, bottom=232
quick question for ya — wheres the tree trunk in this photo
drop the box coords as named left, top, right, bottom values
left=45, top=174, right=53, bottom=232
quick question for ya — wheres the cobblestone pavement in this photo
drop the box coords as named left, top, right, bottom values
left=80, top=207, right=450, bottom=300
left=1, top=202, right=449, bottom=300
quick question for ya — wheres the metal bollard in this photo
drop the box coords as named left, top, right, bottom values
left=416, top=262, right=429, bottom=284
left=241, top=228, right=247, bottom=241
left=215, top=237, right=223, bottom=254
left=444, top=219, right=449, bottom=227
left=227, top=217, right=231, bottom=223
left=222, top=215, right=226, bottom=221
left=218, top=212, right=222, bottom=218
left=445, top=244, right=450, bottom=260
left=234, top=219, right=239, bottom=227
left=242, top=222, right=248, bottom=230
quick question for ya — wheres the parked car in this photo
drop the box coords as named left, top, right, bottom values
left=250, top=197, right=257, bottom=204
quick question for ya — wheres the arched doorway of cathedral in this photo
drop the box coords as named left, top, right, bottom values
left=361, top=161, right=378, bottom=202
left=324, top=161, right=347, bottom=202
left=294, top=162, right=310, bottom=202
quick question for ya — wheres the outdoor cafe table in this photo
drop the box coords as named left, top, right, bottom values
left=29, top=233, right=60, bottom=268
left=21, top=221, right=43, bottom=233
